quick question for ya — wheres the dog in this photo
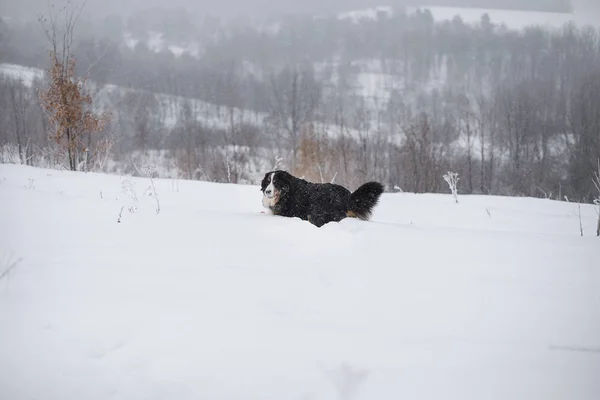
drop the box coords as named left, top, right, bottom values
left=260, top=170, right=384, bottom=227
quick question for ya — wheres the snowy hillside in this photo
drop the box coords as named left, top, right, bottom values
left=0, top=63, right=44, bottom=87
left=409, top=6, right=578, bottom=29
left=0, top=62, right=384, bottom=145
left=0, top=63, right=267, bottom=131
left=338, top=5, right=585, bottom=29
left=123, top=5, right=593, bottom=60
left=337, top=6, right=393, bottom=22
left=123, top=31, right=201, bottom=58
left=1, top=164, right=599, bottom=399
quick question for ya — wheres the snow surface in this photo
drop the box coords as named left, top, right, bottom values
left=0, top=164, right=599, bottom=399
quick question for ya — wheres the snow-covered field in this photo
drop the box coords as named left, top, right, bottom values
left=0, top=164, right=599, bottom=399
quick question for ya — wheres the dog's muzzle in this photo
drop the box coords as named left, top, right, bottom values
left=262, top=190, right=278, bottom=208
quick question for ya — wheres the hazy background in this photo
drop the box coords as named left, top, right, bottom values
left=1, top=0, right=600, bottom=200
left=2, top=0, right=595, bottom=21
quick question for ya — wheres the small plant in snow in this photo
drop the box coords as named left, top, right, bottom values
left=0, top=252, right=21, bottom=282
left=117, top=206, right=124, bottom=223
left=25, top=178, right=35, bottom=190
left=121, top=175, right=138, bottom=213
left=170, top=172, right=179, bottom=193
left=142, top=164, right=160, bottom=215
left=443, top=171, right=459, bottom=203
left=593, top=159, right=600, bottom=237
left=578, top=202, right=584, bottom=237
left=326, top=362, right=369, bottom=400
left=594, top=198, right=600, bottom=237
left=225, top=158, right=232, bottom=183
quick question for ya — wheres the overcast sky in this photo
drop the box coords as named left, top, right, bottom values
left=1, top=0, right=599, bottom=22
left=2, top=0, right=392, bottom=21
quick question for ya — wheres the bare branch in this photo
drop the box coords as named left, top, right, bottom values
left=83, top=41, right=110, bottom=78
left=578, top=202, right=584, bottom=237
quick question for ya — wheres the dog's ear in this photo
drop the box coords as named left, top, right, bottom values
left=276, top=171, right=292, bottom=193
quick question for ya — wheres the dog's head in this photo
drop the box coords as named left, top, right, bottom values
left=260, top=170, right=292, bottom=209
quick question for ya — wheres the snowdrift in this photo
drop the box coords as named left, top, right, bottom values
left=0, top=164, right=598, bottom=400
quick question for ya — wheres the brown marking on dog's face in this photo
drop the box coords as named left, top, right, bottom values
left=271, top=190, right=280, bottom=206
left=346, top=210, right=357, bottom=218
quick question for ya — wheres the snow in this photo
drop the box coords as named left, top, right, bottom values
left=0, top=164, right=599, bottom=399
left=0, top=63, right=45, bottom=87
left=409, top=6, right=579, bottom=30
left=0, top=63, right=268, bottom=134
left=338, top=6, right=393, bottom=22
left=336, top=5, right=592, bottom=30
left=123, top=31, right=200, bottom=58
left=123, top=32, right=140, bottom=50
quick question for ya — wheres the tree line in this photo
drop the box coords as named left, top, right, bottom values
left=0, top=7, right=599, bottom=201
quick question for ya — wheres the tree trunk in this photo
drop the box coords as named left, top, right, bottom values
left=66, top=127, right=76, bottom=171
left=86, top=131, right=92, bottom=172
left=10, top=85, right=25, bottom=164
left=479, top=114, right=485, bottom=193
left=489, top=123, right=495, bottom=193
left=466, top=116, right=473, bottom=193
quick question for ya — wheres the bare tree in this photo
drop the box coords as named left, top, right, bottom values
left=475, top=93, right=489, bottom=193
left=174, top=100, right=201, bottom=180
left=568, top=71, right=600, bottom=199
left=593, top=159, right=600, bottom=237
left=269, top=64, right=321, bottom=171
left=454, top=93, right=475, bottom=193
left=401, top=114, right=444, bottom=193
left=353, top=96, right=371, bottom=184
left=443, top=171, right=460, bottom=203
left=8, top=79, right=32, bottom=164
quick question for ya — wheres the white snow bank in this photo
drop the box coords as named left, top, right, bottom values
left=0, top=164, right=598, bottom=400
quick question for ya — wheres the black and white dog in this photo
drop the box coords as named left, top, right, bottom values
left=260, top=170, right=384, bottom=227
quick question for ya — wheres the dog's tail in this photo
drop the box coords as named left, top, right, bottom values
left=346, top=182, right=384, bottom=221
